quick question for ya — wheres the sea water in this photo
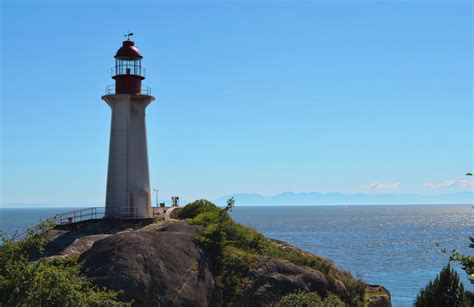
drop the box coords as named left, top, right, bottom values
left=230, top=205, right=473, bottom=306
left=1, top=205, right=472, bottom=306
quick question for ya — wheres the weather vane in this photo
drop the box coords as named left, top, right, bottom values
left=124, top=31, right=134, bottom=40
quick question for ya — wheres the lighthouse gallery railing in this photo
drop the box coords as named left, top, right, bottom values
left=105, top=85, right=151, bottom=95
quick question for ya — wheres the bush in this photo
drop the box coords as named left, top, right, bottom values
left=0, top=220, right=128, bottom=307
left=216, top=251, right=251, bottom=306
left=191, top=209, right=224, bottom=226
left=169, top=207, right=183, bottom=219
left=276, top=290, right=322, bottom=307
left=414, top=263, right=470, bottom=307
left=340, top=270, right=367, bottom=307
left=277, top=290, right=345, bottom=307
left=177, top=199, right=221, bottom=219
left=193, top=223, right=225, bottom=270
left=322, top=293, right=346, bottom=307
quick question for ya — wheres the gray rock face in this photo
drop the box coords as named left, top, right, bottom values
left=79, top=222, right=218, bottom=307
left=43, top=219, right=153, bottom=258
left=240, top=259, right=331, bottom=306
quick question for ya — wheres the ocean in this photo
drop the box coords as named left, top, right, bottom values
left=1, top=204, right=472, bottom=306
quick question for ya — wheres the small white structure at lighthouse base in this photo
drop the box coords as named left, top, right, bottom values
left=102, top=94, right=155, bottom=218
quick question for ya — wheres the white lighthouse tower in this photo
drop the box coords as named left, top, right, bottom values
left=102, top=35, right=155, bottom=218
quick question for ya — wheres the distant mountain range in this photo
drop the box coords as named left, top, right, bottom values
left=215, top=191, right=474, bottom=205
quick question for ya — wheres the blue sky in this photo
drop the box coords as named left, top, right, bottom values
left=1, top=0, right=472, bottom=205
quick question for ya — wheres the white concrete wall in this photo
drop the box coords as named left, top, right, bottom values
left=102, top=94, right=155, bottom=218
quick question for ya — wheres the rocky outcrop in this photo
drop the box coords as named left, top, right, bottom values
left=43, top=219, right=391, bottom=307
left=367, top=285, right=392, bottom=307
left=42, top=219, right=153, bottom=258
left=240, top=259, right=331, bottom=306
left=79, top=222, right=218, bottom=306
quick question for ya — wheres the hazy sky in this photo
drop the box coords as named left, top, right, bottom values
left=1, top=0, right=472, bottom=205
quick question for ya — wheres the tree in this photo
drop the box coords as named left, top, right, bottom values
left=0, top=220, right=128, bottom=306
left=449, top=238, right=474, bottom=285
left=413, top=263, right=470, bottom=307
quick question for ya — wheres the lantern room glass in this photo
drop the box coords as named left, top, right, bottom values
left=114, top=59, right=144, bottom=77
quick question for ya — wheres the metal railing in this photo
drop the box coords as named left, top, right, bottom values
left=13, top=206, right=162, bottom=241
left=54, top=207, right=104, bottom=224
left=104, top=85, right=151, bottom=95
left=54, top=206, right=156, bottom=224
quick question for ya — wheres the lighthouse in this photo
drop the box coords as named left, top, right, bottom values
left=102, top=35, right=155, bottom=218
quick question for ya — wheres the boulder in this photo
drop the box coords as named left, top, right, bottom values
left=79, top=222, right=218, bottom=306
left=240, top=258, right=330, bottom=306
left=42, top=219, right=152, bottom=257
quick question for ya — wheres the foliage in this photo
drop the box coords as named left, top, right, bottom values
left=177, top=199, right=221, bottom=219
left=191, top=209, right=223, bottom=226
left=0, top=220, right=129, bottom=307
left=339, top=270, right=367, bottom=307
left=276, top=290, right=322, bottom=307
left=193, top=223, right=225, bottom=269
left=169, top=207, right=183, bottom=219
left=178, top=199, right=367, bottom=307
left=257, top=239, right=334, bottom=276
left=322, top=293, right=348, bottom=307
left=413, top=263, right=471, bottom=307
left=192, top=198, right=235, bottom=270
left=215, top=250, right=251, bottom=306
left=276, top=290, right=345, bottom=307
left=449, top=237, right=474, bottom=285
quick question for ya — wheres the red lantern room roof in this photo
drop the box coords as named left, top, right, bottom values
left=114, top=40, right=143, bottom=60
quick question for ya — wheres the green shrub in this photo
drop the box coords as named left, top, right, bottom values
left=414, top=263, right=470, bottom=307
left=177, top=199, right=221, bottom=219
left=193, top=223, right=225, bottom=270
left=216, top=251, right=251, bottom=306
left=277, top=290, right=345, bottom=307
left=277, top=290, right=322, bottom=307
left=169, top=207, right=183, bottom=219
left=191, top=209, right=224, bottom=226
left=222, top=220, right=264, bottom=250
left=0, top=220, right=128, bottom=307
left=340, top=270, right=367, bottom=307
left=323, top=293, right=346, bottom=307
left=257, top=240, right=333, bottom=275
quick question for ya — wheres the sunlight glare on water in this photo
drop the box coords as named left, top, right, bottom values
left=230, top=205, right=473, bottom=307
